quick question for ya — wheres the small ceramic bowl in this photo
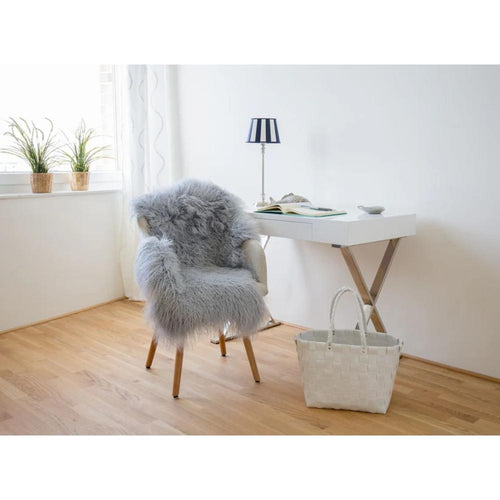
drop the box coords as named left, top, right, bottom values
left=358, top=205, right=385, bottom=215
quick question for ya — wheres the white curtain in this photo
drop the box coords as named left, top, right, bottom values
left=115, top=65, right=182, bottom=299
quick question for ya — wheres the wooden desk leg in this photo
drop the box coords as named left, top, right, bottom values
left=339, top=238, right=400, bottom=333
left=368, top=238, right=400, bottom=302
left=259, top=316, right=282, bottom=331
left=260, top=235, right=282, bottom=329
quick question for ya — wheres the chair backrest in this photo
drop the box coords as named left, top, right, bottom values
left=132, top=179, right=257, bottom=268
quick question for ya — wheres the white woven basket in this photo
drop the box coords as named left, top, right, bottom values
left=295, top=287, right=402, bottom=414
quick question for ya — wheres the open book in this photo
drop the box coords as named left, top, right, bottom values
left=254, top=203, right=347, bottom=217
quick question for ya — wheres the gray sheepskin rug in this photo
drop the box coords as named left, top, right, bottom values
left=132, top=179, right=267, bottom=348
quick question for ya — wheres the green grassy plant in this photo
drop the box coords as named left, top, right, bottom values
left=1, top=117, right=59, bottom=173
left=59, top=121, right=110, bottom=172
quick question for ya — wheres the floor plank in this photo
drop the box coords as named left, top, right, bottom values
left=0, top=299, right=498, bottom=435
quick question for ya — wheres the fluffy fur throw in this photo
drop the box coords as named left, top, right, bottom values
left=132, top=179, right=267, bottom=347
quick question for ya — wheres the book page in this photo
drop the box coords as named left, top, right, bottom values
left=255, top=203, right=346, bottom=217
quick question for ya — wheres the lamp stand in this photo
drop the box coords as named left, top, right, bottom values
left=255, top=143, right=267, bottom=208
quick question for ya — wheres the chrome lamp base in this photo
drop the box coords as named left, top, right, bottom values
left=255, top=199, right=271, bottom=208
left=255, top=143, right=269, bottom=208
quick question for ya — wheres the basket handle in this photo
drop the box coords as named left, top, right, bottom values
left=327, top=287, right=368, bottom=350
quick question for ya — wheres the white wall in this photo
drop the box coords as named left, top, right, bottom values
left=175, top=65, right=500, bottom=378
left=0, top=191, right=124, bottom=332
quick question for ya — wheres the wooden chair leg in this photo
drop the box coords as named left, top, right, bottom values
left=145, top=337, right=158, bottom=369
left=243, top=337, right=260, bottom=383
left=172, top=348, right=184, bottom=398
left=218, top=330, right=227, bottom=357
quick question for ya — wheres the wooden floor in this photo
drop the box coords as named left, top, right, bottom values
left=0, top=300, right=499, bottom=435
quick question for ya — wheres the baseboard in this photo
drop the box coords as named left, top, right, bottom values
left=280, top=321, right=500, bottom=384
left=0, top=297, right=127, bottom=336
left=401, top=353, right=500, bottom=384
left=281, top=320, right=309, bottom=330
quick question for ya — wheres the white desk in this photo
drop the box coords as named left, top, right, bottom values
left=250, top=210, right=416, bottom=333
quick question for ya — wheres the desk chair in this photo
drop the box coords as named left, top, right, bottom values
left=133, top=179, right=269, bottom=398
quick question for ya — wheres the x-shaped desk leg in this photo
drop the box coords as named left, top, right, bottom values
left=336, top=238, right=400, bottom=333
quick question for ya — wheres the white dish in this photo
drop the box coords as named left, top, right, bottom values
left=358, top=205, right=385, bottom=215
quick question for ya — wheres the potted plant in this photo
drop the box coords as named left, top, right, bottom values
left=1, top=117, right=58, bottom=193
left=60, top=121, right=110, bottom=191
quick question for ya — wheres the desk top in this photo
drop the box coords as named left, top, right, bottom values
left=249, top=210, right=416, bottom=246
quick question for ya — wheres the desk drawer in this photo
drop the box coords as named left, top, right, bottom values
left=256, top=218, right=313, bottom=240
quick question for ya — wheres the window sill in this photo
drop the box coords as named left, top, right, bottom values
left=0, top=171, right=122, bottom=196
left=0, top=188, right=122, bottom=200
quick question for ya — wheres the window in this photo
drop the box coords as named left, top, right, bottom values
left=0, top=65, right=117, bottom=173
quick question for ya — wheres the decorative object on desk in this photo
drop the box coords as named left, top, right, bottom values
left=59, top=120, right=111, bottom=191
left=255, top=202, right=346, bottom=217
left=295, top=287, right=402, bottom=414
left=358, top=205, right=385, bottom=214
left=269, top=192, right=310, bottom=204
left=1, top=117, right=58, bottom=193
left=247, top=117, right=280, bottom=207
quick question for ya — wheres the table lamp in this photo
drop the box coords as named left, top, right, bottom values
left=247, top=118, right=280, bottom=207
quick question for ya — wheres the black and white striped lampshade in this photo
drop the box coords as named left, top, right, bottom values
left=246, top=118, right=280, bottom=144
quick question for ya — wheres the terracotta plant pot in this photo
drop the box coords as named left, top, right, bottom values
left=70, top=171, right=90, bottom=191
left=30, top=173, right=53, bottom=193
